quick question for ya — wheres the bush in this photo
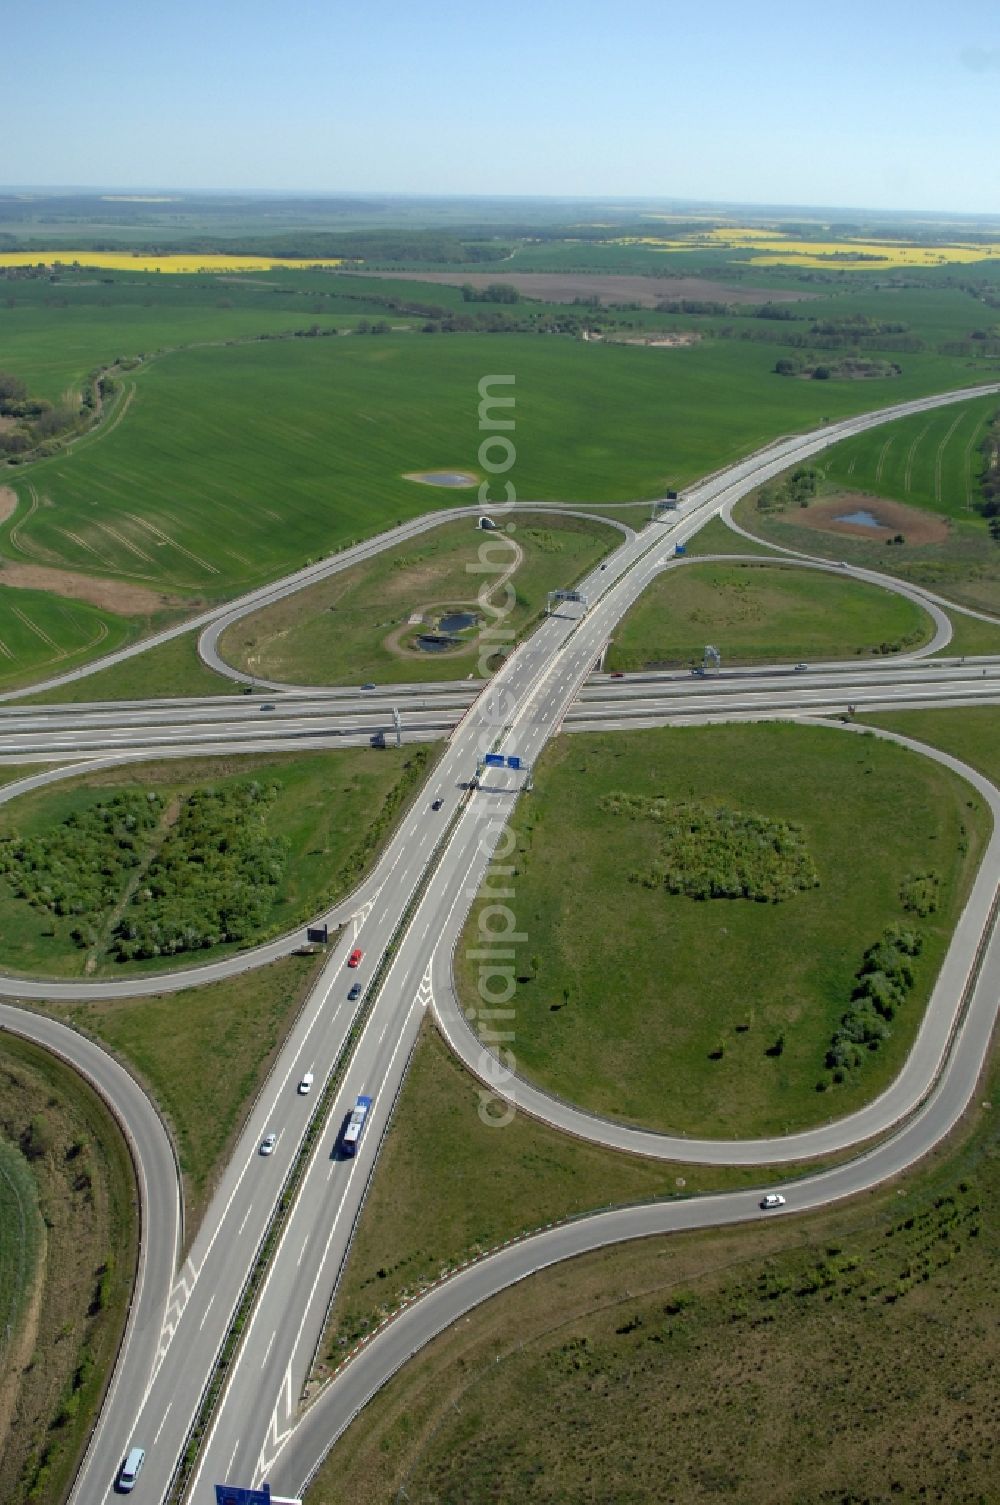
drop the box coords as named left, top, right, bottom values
left=603, top=794, right=819, bottom=903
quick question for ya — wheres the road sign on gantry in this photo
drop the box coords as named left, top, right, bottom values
left=216, top=1485, right=302, bottom=1504
left=484, top=753, right=505, bottom=767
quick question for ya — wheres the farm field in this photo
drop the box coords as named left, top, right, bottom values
left=0, top=1033, right=136, bottom=1505
left=220, top=513, right=619, bottom=685
left=0, top=583, right=135, bottom=693
left=605, top=560, right=932, bottom=672
left=44, top=951, right=322, bottom=1239
left=0, top=746, right=429, bottom=978
left=4, top=334, right=992, bottom=600
left=311, top=1051, right=999, bottom=1505
left=822, top=392, right=999, bottom=517
left=455, top=722, right=986, bottom=1139
left=319, top=1021, right=851, bottom=1371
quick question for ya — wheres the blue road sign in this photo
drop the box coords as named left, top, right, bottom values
left=483, top=753, right=504, bottom=767
left=216, top=1487, right=300, bottom=1505
left=507, top=755, right=522, bottom=770
left=675, top=544, right=687, bottom=556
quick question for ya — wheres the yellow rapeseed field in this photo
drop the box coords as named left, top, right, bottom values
left=615, top=227, right=1000, bottom=270
left=0, top=252, right=344, bottom=274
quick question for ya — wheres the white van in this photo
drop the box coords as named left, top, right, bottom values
left=118, top=1445, right=145, bottom=1492
left=298, top=1071, right=314, bottom=1095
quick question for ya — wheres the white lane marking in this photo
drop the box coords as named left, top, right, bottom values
left=152, top=1402, right=172, bottom=1446
left=226, top=1439, right=241, bottom=1478
left=297, top=1235, right=309, bottom=1268
left=237, top=1206, right=253, bottom=1239
left=198, top=1293, right=216, bottom=1331
left=262, top=1329, right=277, bottom=1367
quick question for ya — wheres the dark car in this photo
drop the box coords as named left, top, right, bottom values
left=348, top=982, right=362, bottom=1001
left=431, top=798, right=443, bottom=811
left=259, top=703, right=276, bottom=712
left=361, top=682, right=376, bottom=690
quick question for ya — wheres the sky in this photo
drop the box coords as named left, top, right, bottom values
left=8, top=0, right=1000, bottom=214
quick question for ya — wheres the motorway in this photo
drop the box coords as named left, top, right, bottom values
left=2, top=381, right=1000, bottom=1503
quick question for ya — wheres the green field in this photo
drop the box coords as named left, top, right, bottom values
left=823, top=393, right=999, bottom=517
left=220, top=513, right=618, bottom=685
left=311, top=1058, right=998, bottom=1505
left=456, top=723, right=986, bottom=1138
left=0, top=1033, right=136, bottom=1505
left=5, top=335, right=991, bottom=601
left=46, top=952, right=321, bottom=1236
left=0, top=747, right=428, bottom=977
left=0, top=584, right=134, bottom=692
left=605, top=561, right=932, bottom=670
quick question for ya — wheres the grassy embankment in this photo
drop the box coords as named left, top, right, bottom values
left=0, top=747, right=430, bottom=978
left=0, top=1034, right=136, bottom=1505
left=605, top=561, right=932, bottom=671
left=736, top=395, right=1000, bottom=615
left=309, top=1047, right=998, bottom=1505
left=455, top=722, right=987, bottom=1139
left=220, top=514, right=618, bottom=685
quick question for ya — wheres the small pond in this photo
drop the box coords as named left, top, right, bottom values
left=412, top=471, right=477, bottom=487
left=438, top=611, right=477, bottom=633
left=417, top=634, right=461, bottom=652
left=836, top=509, right=883, bottom=529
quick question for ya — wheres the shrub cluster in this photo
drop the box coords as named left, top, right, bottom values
left=824, top=925, right=923, bottom=1080
left=0, top=791, right=162, bottom=921
left=111, top=780, right=286, bottom=960
left=900, top=871, right=940, bottom=916
left=601, top=794, right=819, bottom=903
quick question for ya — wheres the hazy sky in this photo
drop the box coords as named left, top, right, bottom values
left=9, top=0, right=1000, bottom=212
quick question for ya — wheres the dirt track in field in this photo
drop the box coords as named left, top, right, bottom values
left=0, top=487, right=18, bottom=524
left=358, top=271, right=807, bottom=307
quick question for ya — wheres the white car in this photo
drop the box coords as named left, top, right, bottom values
left=298, top=1072, right=314, bottom=1095
left=760, top=1193, right=786, bottom=1210
left=260, top=1132, right=277, bottom=1156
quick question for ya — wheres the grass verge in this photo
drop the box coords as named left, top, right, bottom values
left=456, top=723, right=988, bottom=1138
left=0, top=1033, right=136, bottom=1505
left=15, top=631, right=241, bottom=704
left=605, top=560, right=932, bottom=671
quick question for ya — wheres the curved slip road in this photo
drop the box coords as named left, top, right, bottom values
left=0, top=1004, right=181, bottom=1505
